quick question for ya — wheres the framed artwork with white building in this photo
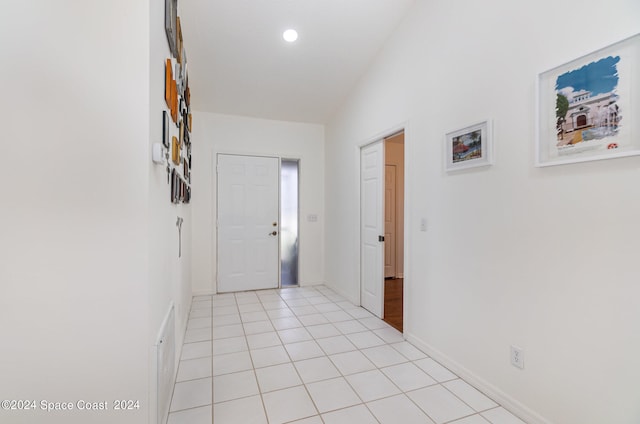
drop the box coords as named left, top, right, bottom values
left=536, top=33, right=640, bottom=166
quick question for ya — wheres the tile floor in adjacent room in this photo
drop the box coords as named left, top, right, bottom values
left=167, top=285, right=527, bottom=424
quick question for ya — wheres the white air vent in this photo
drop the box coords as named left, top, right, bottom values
left=156, top=304, right=176, bottom=424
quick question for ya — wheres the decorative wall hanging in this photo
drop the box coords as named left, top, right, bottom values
left=164, top=0, right=178, bottom=57
left=179, top=120, right=184, bottom=146
left=184, top=186, right=191, bottom=204
left=171, top=136, right=180, bottom=165
left=177, top=17, right=184, bottom=64
left=162, top=111, right=170, bottom=148
left=170, top=77, right=178, bottom=123
left=183, top=157, right=189, bottom=182
left=162, top=1, right=193, bottom=205
left=164, top=59, right=173, bottom=109
left=536, top=33, right=640, bottom=166
left=179, top=177, right=186, bottom=202
left=170, top=168, right=178, bottom=203
left=175, top=62, right=183, bottom=94
left=445, top=120, right=493, bottom=171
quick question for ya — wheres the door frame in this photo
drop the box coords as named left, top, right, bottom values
left=356, top=122, right=409, bottom=333
left=213, top=150, right=305, bottom=294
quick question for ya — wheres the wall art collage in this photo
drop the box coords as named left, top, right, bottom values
left=164, top=0, right=192, bottom=204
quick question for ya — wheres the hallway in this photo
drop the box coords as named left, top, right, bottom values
left=167, top=285, right=526, bottom=424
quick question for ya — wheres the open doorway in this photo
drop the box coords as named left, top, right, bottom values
left=359, top=130, right=405, bottom=332
left=383, top=132, right=404, bottom=332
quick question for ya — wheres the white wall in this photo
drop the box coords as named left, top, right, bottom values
left=191, top=113, right=325, bottom=294
left=149, top=0, right=194, bottom=422
left=324, top=1, right=640, bottom=423
left=0, top=1, right=151, bottom=423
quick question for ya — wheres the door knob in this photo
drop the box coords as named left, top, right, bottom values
left=272, top=222, right=278, bottom=227
left=269, top=231, right=278, bottom=236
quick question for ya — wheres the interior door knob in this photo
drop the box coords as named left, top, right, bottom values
left=269, top=231, right=278, bottom=236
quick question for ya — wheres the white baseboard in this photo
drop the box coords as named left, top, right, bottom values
left=404, top=333, right=553, bottom=424
left=192, top=289, right=215, bottom=297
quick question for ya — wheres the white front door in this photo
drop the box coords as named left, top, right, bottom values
left=360, top=141, right=384, bottom=318
left=217, top=154, right=280, bottom=293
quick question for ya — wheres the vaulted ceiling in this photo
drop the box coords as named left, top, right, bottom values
left=179, top=0, right=416, bottom=124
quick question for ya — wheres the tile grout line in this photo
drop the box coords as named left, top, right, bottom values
left=174, top=286, right=520, bottom=424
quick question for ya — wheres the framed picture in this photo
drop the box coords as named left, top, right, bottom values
left=180, top=54, right=188, bottom=88
left=177, top=17, right=184, bottom=64
left=175, top=62, right=182, bottom=94
left=164, top=0, right=178, bottom=57
left=170, top=168, right=177, bottom=203
left=536, top=33, right=640, bottom=166
left=184, top=186, right=191, bottom=204
left=170, top=78, right=178, bottom=123
left=162, top=111, right=169, bottom=148
left=164, top=59, right=172, bottom=108
left=445, top=120, right=493, bottom=171
left=171, top=136, right=180, bottom=165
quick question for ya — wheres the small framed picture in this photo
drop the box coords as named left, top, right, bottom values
left=164, top=59, right=173, bottom=109
left=445, top=120, right=493, bottom=172
left=170, top=168, right=177, bottom=203
left=179, top=177, right=186, bottom=202
left=183, top=157, right=189, bottom=181
left=162, top=111, right=169, bottom=148
left=164, top=0, right=178, bottom=57
left=170, top=78, right=178, bottom=123
left=171, top=136, right=180, bottom=165
left=177, top=17, right=184, bottom=64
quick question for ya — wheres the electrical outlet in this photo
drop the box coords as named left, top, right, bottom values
left=511, top=345, right=524, bottom=369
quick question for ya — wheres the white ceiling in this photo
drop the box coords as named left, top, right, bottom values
left=179, top=0, right=416, bottom=124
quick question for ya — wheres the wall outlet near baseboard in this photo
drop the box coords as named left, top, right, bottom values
left=511, top=345, right=524, bottom=369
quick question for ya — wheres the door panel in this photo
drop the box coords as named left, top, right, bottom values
left=217, top=154, right=279, bottom=292
left=360, top=142, right=384, bottom=318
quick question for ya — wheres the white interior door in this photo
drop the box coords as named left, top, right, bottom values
left=384, top=164, right=397, bottom=278
left=217, top=154, right=279, bottom=293
left=360, top=141, right=384, bottom=318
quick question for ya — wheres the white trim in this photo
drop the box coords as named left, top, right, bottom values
left=192, top=289, right=216, bottom=297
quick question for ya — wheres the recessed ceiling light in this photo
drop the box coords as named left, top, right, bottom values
left=283, top=29, right=298, bottom=43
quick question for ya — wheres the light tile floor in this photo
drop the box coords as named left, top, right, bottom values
left=167, top=285, right=527, bottom=424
